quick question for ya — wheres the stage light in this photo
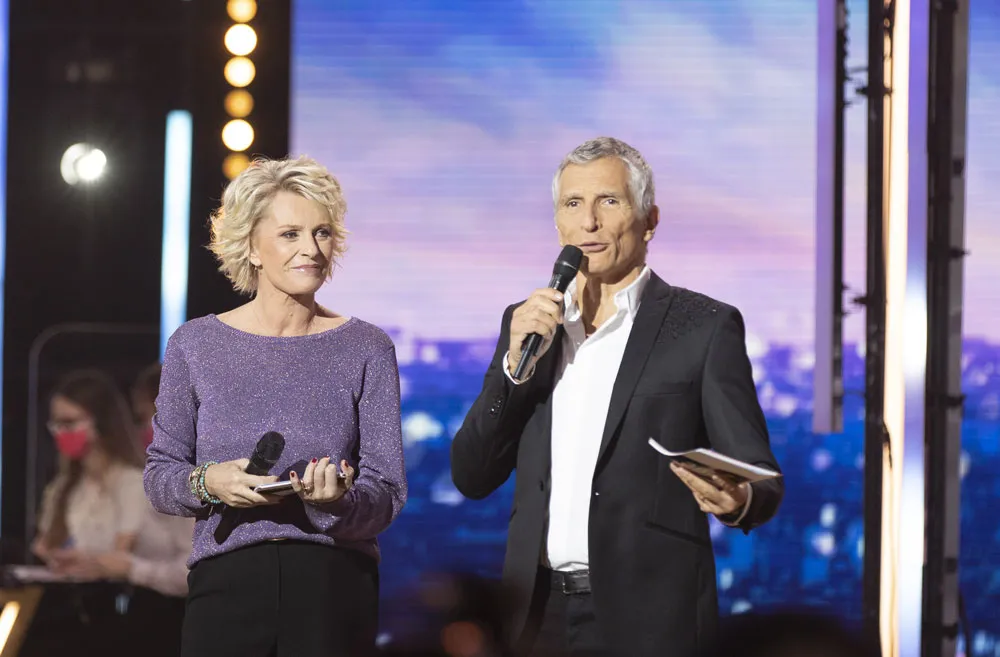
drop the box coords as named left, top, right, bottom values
left=60, top=143, right=107, bottom=185
left=0, top=0, right=9, bottom=470
left=222, top=0, right=259, bottom=178
left=0, top=601, right=22, bottom=652
left=76, top=150, right=107, bottom=182
left=878, top=3, right=925, bottom=657
left=225, top=24, right=257, bottom=56
left=161, top=110, right=192, bottom=357
left=223, top=153, right=250, bottom=180
left=222, top=119, right=254, bottom=152
left=224, top=57, right=256, bottom=88
left=225, top=89, right=254, bottom=118
left=227, top=0, right=257, bottom=23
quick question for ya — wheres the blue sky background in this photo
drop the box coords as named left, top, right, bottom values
left=291, top=0, right=999, bottom=347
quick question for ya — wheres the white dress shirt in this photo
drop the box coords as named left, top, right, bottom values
left=504, top=266, right=755, bottom=573
left=507, top=267, right=652, bottom=571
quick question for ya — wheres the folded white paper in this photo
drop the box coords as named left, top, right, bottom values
left=648, top=438, right=782, bottom=484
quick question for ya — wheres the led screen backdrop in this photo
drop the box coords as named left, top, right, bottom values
left=290, top=0, right=1000, bottom=646
left=959, top=5, right=1000, bottom=652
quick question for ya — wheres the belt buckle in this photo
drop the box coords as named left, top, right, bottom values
left=561, top=570, right=589, bottom=595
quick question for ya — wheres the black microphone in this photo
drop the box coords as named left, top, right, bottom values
left=213, top=431, right=285, bottom=544
left=512, top=245, right=583, bottom=380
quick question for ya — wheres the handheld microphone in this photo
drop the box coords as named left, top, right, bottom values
left=213, top=431, right=285, bottom=544
left=512, top=245, right=583, bottom=380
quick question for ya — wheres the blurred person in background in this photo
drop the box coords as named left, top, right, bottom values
left=144, top=155, right=407, bottom=657
left=132, top=362, right=162, bottom=450
left=392, top=573, right=517, bottom=657
left=451, top=137, right=783, bottom=657
left=32, top=369, right=192, bottom=598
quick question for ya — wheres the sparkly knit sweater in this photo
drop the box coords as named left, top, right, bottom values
left=143, top=315, right=407, bottom=567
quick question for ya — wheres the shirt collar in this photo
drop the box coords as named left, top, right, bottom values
left=564, top=265, right=652, bottom=322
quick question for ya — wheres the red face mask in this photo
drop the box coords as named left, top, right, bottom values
left=142, top=425, right=154, bottom=449
left=54, top=429, right=91, bottom=460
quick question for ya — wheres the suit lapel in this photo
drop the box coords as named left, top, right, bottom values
left=595, top=275, right=674, bottom=470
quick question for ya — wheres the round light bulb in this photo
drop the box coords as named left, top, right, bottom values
left=224, top=89, right=254, bottom=118
left=226, top=0, right=257, bottom=23
left=60, top=143, right=107, bottom=185
left=76, top=149, right=107, bottom=182
left=225, top=24, right=258, bottom=56
left=222, top=119, right=255, bottom=152
left=223, top=153, right=251, bottom=180
left=224, top=57, right=256, bottom=88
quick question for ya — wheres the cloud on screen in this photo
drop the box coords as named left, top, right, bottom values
left=291, top=0, right=999, bottom=344
left=965, top=7, right=1000, bottom=339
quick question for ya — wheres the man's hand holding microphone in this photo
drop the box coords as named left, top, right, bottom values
left=507, top=289, right=565, bottom=382
left=507, top=245, right=583, bottom=382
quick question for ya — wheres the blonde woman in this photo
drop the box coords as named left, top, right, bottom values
left=144, top=155, right=407, bottom=657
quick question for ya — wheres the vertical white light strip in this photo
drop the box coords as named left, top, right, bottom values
left=899, top=0, right=929, bottom=655
left=0, top=0, right=10, bottom=516
left=880, top=0, right=926, bottom=656
left=161, top=110, right=193, bottom=358
left=879, top=0, right=907, bottom=642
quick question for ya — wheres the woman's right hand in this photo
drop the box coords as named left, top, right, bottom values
left=204, top=459, right=279, bottom=508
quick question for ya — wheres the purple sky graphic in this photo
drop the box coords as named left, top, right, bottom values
left=291, top=0, right=1000, bottom=347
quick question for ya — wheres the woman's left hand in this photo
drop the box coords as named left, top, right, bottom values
left=291, top=457, right=355, bottom=505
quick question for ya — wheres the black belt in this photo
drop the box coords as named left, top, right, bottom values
left=547, top=568, right=591, bottom=595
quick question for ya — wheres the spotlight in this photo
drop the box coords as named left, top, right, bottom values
left=60, top=143, right=107, bottom=185
left=223, top=57, right=256, bottom=88
left=222, top=0, right=260, bottom=178
left=221, top=119, right=254, bottom=152
left=224, top=89, right=254, bottom=118
left=225, top=24, right=258, bottom=56
left=226, top=0, right=257, bottom=23
left=223, top=153, right=250, bottom=180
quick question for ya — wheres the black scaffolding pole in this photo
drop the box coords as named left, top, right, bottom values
left=922, top=1, right=969, bottom=656
left=862, top=1, right=891, bottom=652
left=813, top=0, right=849, bottom=435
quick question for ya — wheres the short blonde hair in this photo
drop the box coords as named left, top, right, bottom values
left=208, top=155, right=348, bottom=295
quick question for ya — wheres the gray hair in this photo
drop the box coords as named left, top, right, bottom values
left=551, top=137, right=655, bottom=219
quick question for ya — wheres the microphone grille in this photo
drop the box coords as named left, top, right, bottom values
left=553, top=245, right=583, bottom=276
left=256, top=431, right=285, bottom=464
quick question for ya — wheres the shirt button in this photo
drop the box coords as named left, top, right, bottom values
left=538, top=480, right=545, bottom=492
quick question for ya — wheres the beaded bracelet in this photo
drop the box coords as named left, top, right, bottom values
left=189, top=461, right=221, bottom=505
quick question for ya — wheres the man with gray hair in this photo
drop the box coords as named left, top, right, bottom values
left=452, top=137, right=783, bottom=657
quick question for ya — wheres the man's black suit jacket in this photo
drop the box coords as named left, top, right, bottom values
left=450, top=273, right=783, bottom=657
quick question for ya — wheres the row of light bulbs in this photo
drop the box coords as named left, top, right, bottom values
left=222, top=0, right=259, bottom=179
